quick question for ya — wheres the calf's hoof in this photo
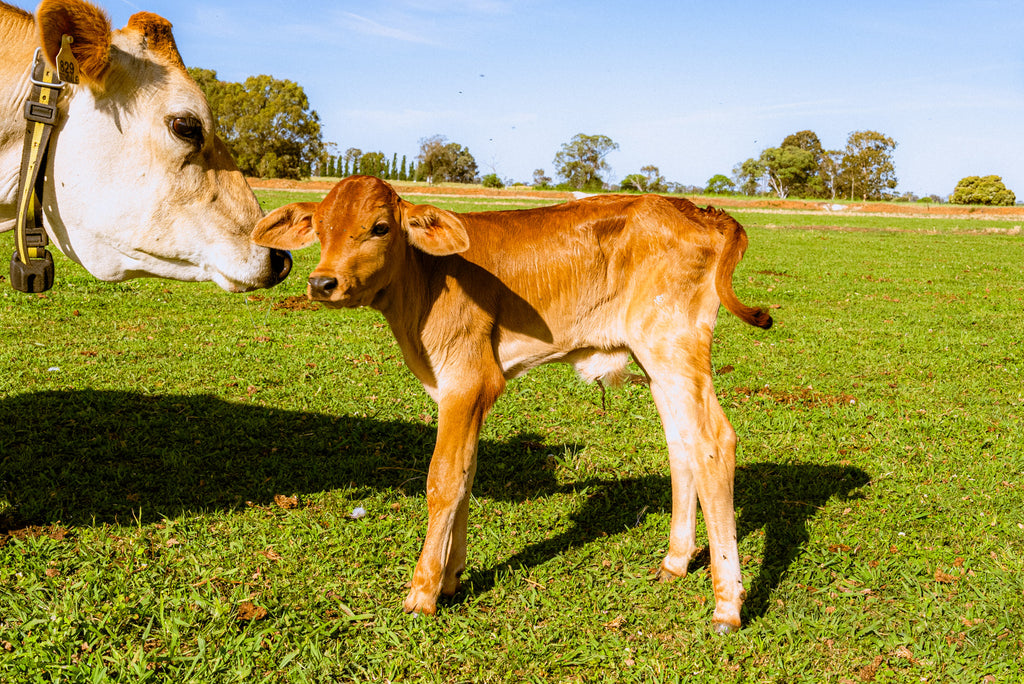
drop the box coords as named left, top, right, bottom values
left=656, top=559, right=687, bottom=583
left=403, top=591, right=438, bottom=616
left=713, top=619, right=741, bottom=635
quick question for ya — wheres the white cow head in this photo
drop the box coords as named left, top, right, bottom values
left=0, top=0, right=291, bottom=292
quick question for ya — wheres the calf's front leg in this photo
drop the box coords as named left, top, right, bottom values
left=403, top=376, right=503, bottom=615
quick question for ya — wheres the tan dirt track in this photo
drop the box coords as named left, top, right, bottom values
left=247, top=178, right=1024, bottom=221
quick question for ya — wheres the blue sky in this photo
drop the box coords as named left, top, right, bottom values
left=103, top=0, right=1022, bottom=197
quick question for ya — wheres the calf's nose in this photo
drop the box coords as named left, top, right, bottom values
left=308, top=275, right=339, bottom=299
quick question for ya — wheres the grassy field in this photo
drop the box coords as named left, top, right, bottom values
left=1, top=189, right=1021, bottom=682
left=729, top=210, right=1022, bottom=236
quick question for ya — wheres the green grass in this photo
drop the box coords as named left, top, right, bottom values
left=730, top=209, right=1022, bottom=235
left=1, top=192, right=1022, bottom=682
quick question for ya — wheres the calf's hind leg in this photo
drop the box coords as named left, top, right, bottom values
left=634, top=327, right=745, bottom=634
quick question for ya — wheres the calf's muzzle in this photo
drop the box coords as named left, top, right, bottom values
left=308, top=275, right=338, bottom=299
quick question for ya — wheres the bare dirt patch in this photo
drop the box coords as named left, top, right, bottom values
left=247, top=294, right=322, bottom=312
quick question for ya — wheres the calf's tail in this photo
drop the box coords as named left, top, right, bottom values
left=709, top=208, right=773, bottom=330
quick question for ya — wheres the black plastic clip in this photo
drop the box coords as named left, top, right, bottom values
left=10, top=250, right=55, bottom=293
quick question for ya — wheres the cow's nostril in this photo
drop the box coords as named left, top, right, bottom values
left=271, top=249, right=292, bottom=283
left=308, top=275, right=338, bottom=296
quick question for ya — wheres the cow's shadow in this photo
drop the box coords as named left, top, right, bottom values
left=0, top=390, right=869, bottom=626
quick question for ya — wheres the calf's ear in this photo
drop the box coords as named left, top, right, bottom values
left=252, top=202, right=319, bottom=250
left=402, top=204, right=470, bottom=256
left=36, top=0, right=112, bottom=88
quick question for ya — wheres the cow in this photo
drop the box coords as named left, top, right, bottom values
left=253, top=175, right=773, bottom=634
left=0, top=0, right=291, bottom=292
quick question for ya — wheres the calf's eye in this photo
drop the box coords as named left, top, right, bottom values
left=370, top=223, right=390, bottom=237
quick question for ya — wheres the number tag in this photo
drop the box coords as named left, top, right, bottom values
left=55, top=34, right=80, bottom=84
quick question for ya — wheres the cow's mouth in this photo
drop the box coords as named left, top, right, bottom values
left=128, top=245, right=293, bottom=292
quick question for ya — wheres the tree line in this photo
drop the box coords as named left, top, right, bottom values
left=726, top=130, right=1014, bottom=205
left=319, top=148, right=416, bottom=182
left=314, top=135, right=492, bottom=185
left=190, top=70, right=1016, bottom=205
left=731, top=130, right=898, bottom=201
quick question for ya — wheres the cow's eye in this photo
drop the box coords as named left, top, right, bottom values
left=370, top=223, right=390, bottom=237
left=169, top=116, right=204, bottom=145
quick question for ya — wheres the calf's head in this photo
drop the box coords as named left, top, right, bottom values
left=5, top=0, right=291, bottom=291
left=252, top=176, right=469, bottom=307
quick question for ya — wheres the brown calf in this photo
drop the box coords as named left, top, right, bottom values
left=253, top=175, right=772, bottom=633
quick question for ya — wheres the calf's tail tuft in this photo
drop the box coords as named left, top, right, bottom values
left=711, top=209, right=774, bottom=330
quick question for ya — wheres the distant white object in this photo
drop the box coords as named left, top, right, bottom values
left=823, top=203, right=847, bottom=212
left=572, top=192, right=595, bottom=200
left=350, top=506, right=367, bottom=520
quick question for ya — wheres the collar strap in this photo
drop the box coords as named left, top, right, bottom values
left=10, top=47, right=64, bottom=293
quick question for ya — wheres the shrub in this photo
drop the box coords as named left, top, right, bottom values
left=950, top=175, right=1016, bottom=206
left=481, top=173, right=504, bottom=189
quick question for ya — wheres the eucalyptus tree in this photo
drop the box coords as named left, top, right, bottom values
left=553, top=133, right=619, bottom=190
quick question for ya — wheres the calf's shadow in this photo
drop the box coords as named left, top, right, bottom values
left=0, top=390, right=868, bottom=626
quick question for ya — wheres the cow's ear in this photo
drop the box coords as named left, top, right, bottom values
left=402, top=203, right=469, bottom=256
left=124, top=12, right=185, bottom=68
left=36, top=0, right=112, bottom=88
left=252, top=202, right=319, bottom=250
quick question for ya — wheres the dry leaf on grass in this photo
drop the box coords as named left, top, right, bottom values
left=274, top=494, right=299, bottom=509
left=237, top=601, right=268, bottom=621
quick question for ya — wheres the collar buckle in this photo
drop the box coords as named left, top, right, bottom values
left=24, top=100, right=58, bottom=125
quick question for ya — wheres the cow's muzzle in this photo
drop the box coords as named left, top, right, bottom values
left=270, top=248, right=292, bottom=285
